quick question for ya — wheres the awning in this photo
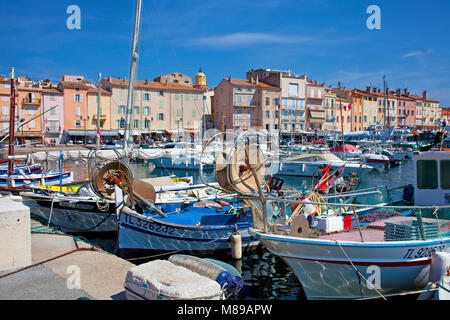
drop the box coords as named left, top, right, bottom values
left=309, top=111, right=326, bottom=119
left=65, top=130, right=120, bottom=137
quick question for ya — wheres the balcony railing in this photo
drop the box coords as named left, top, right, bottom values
left=22, top=98, right=41, bottom=105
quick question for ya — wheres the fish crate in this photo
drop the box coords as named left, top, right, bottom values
left=384, top=220, right=440, bottom=241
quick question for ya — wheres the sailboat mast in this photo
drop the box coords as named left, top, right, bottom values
left=96, top=72, right=101, bottom=147
left=8, top=67, right=16, bottom=182
left=123, top=0, right=142, bottom=151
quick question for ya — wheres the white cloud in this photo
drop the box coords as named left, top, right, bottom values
left=190, top=32, right=312, bottom=48
left=402, top=49, right=434, bottom=58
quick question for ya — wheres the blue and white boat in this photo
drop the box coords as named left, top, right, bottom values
left=118, top=198, right=260, bottom=259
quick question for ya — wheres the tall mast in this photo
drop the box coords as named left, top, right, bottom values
left=383, top=75, right=387, bottom=141
left=123, top=0, right=142, bottom=151
left=8, top=67, right=16, bottom=184
left=96, top=72, right=101, bottom=148
left=338, top=82, right=345, bottom=159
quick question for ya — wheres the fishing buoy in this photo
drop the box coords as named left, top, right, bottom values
left=231, top=233, right=242, bottom=260
left=217, top=200, right=230, bottom=207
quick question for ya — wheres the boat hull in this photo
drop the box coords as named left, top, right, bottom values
left=147, top=157, right=214, bottom=171
left=22, top=197, right=117, bottom=233
left=256, top=232, right=450, bottom=299
left=118, top=210, right=260, bottom=258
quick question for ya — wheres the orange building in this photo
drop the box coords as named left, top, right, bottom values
left=350, top=90, right=363, bottom=131
left=16, top=79, right=44, bottom=144
left=58, top=75, right=94, bottom=143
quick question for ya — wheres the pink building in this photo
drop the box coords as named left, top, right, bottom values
left=41, top=88, right=64, bottom=144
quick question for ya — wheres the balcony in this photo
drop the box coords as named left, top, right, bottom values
left=22, top=98, right=41, bottom=105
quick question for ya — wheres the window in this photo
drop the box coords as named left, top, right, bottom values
left=133, top=120, right=139, bottom=129
left=417, top=160, right=438, bottom=189
left=175, top=94, right=180, bottom=100
left=73, top=94, right=82, bottom=102
left=143, top=107, right=150, bottom=115
left=318, top=90, right=322, bottom=98
left=134, top=106, right=140, bottom=115
left=74, top=120, right=82, bottom=128
left=194, top=94, right=199, bottom=101
left=120, top=90, right=126, bottom=100
left=192, top=109, right=196, bottom=118
left=119, top=105, right=126, bottom=114
left=237, top=95, right=242, bottom=106
left=265, top=110, right=270, bottom=118
left=160, top=101, right=164, bottom=108
left=1, top=96, right=8, bottom=102
left=185, top=94, right=190, bottom=101
left=159, top=91, right=164, bottom=97
left=49, top=120, right=57, bottom=132
left=266, top=97, right=270, bottom=106
left=2, top=106, right=8, bottom=115
left=247, top=96, right=252, bottom=106
left=144, top=119, right=151, bottom=129
left=157, top=113, right=165, bottom=120
left=50, top=94, right=55, bottom=101
left=441, top=160, right=450, bottom=189
left=143, top=93, right=150, bottom=101
left=76, top=107, right=81, bottom=116
left=289, top=84, right=298, bottom=97
left=50, top=107, right=56, bottom=115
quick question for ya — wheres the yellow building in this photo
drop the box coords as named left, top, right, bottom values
left=194, top=68, right=208, bottom=89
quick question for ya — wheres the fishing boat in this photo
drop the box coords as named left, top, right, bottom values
left=251, top=151, right=450, bottom=300
left=267, top=148, right=373, bottom=178
left=330, top=144, right=362, bottom=159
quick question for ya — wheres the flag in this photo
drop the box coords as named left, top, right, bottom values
left=348, top=103, right=352, bottom=110
left=277, top=104, right=281, bottom=110
left=97, top=127, right=101, bottom=141
left=314, top=164, right=331, bottom=191
left=343, top=105, right=347, bottom=111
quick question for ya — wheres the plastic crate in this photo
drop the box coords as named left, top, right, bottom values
left=384, top=220, right=440, bottom=241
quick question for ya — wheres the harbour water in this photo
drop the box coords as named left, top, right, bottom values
left=46, top=158, right=416, bottom=300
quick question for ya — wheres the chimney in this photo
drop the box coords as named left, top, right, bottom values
left=315, top=80, right=318, bottom=85
left=229, top=75, right=232, bottom=82
left=366, top=86, right=371, bottom=93
left=396, top=89, right=401, bottom=96
left=423, top=90, right=428, bottom=100
left=256, top=75, right=259, bottom=86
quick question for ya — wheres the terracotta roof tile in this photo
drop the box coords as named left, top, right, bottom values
left=106, top=78, right=203, bottom=92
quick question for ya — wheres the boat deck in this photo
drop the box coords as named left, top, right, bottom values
left=319, top=216, right=450, bottom=242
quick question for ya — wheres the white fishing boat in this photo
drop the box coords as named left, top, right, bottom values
left=252, top=151, right=450, bottom=300
left=267, top=149, right=373, bottom=178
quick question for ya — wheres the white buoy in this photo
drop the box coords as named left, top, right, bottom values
left=231, top=233, right=242, bottom=260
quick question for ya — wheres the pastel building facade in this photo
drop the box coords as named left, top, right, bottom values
left=102, top=75, right=205, bottom=141
left=41, top=88, right=64, bottom=144
left=306, top=80, right=325, bottom=131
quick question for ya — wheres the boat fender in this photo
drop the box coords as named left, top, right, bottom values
left=231, top=233, right=242, bottom=260
left=204, top=258, right=244, bottom=290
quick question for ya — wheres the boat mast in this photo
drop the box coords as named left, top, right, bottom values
left=8, top=67, right=16, bottom=185
left=338, top=82, right=345, bottom=159
left=383, top=75, right=387, bottom=142
left=123, top=0, right=142, bottom=151
left=96, top=72, right=101, bottom=148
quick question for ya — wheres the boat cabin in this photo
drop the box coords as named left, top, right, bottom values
left=414, top=151, right=450, bottom=206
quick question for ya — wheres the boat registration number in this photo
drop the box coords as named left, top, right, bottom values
left=402, top=245, right=446, bottom=260
left=123, top=213, right=175, bottom=235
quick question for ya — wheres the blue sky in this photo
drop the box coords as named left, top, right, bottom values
left=1, top=0, right=449, bottom=105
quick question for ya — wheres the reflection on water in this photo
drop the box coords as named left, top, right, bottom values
left=44, top=157, right=415, bottom=300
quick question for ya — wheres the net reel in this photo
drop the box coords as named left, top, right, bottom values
left=87, top=147, right=156, bottom=207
